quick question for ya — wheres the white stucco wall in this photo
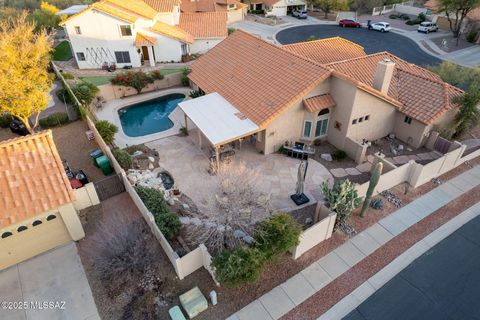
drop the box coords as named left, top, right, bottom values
left=153, top=35, right=184, bottom=62
left=190, top=38, right=224, bottom=54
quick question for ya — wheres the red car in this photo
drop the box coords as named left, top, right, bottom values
left=339, top=19, right=361, bottom=28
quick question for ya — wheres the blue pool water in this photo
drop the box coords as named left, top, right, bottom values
left=118, top=93, right=185, bottom=137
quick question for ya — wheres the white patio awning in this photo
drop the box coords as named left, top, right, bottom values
left=57, top=5, right=89, bottom=15
left=179, top=92, right=259, bottom=147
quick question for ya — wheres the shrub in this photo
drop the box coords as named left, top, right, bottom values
left=466, top=31, right=478, bottom=43
left=150, top=70, right=164, bottom=80
left=179, top=126, right=189, bottom=136
left=0, top=113, right=13, bottom=128
left=389, top=14, right=398, bottom=19
left=254, top=213, right=301, bottom=260
left=73, top=81, right=99, bottom=105
left=112, top=148, right=133, bottom=170
left=181, top=68, right=191, bottom=86
left=370, top=197, right=384, bottom=210
left=124, top=144, right=148, bottom=155
left=228, top=27, right=236, bottom=35
left=188, top=90, right=204, bottom=98
left=111, top=71, right=155, bottom=93
left=135, top=186, right=181, bottom=240
left=95, top=120, right=118, bottom=145
left=211, top=246, right=265, bottom=287
left=321, top=179, right=362, bottom=225
left=39, top=112, right=69, bottom=128
left=306, top=35, right=317, bottom=41
left=59, top=70, right=74, bottom=80
left=332, top=149, right=347, bottom=161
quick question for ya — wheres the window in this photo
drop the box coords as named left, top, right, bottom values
left=181, top=43, right=189, bottom=56
left=32, top=220, right=42, bottom=226
left=120, top=25, right=132, bottom=36
left=46, top=215, right=57, bottom=221
left=365, top=115, right=370, bottom=121
left=352, top=119, right=357, bottom=125
left=315, top=118, right=329, bottom=137
left=1, top=232, right=12, bottom=239
left=76, top=52, right=86, bottom=61
left=358, top=117, right=364, bottom=123
left=303, top=121, right=312, bottom=138
left=318, top=109, right=329, bottom=116
left=74, top=26, right=81, bottom=34
left=115, top=51, right=131, bottom=63
left=17, top=226, right=28, bottom=232
left=404, top=116, right=412, bottom=124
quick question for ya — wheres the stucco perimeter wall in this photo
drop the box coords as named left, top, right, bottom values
left=263, top=80, right=330, bottom=154
left=97, top=73, right=183, bottom=101
left=58, top=202, right=86, bottom=241
left=227, top=8, right=245, bottom=23
left=344, top=137, right=367, bottom=164
left=356, top=161, right=412, bottom=197
left=72, top=183, right=100, bottom=211
left=291, top=203, right=336, bottom=259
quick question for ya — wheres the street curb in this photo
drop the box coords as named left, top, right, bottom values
left=318, top=201, right=480, bottom=320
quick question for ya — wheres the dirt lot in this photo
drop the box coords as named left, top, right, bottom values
left=50, top=120, right=106, bottom=183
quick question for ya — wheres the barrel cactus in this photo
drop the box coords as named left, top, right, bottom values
left=360, top=162, right=383, bottom=218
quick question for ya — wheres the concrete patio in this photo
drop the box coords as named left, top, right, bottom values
left=146, top=133, right=332, bottom=212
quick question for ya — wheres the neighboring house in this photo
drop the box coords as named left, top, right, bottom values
left=61, top=0, right=228, bottom=69
left=249, top=0, right=307, bottom=16
left=186, top=31, right=463, bottom=161
left=180, top=0, right=247, bottom=23
left=0, top=131, right=84, bottom=271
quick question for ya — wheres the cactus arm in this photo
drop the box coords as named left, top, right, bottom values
left=360, top=162, right=383, bottom=218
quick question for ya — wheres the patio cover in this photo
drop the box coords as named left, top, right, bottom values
left=179, top=92, right=259, bottom=147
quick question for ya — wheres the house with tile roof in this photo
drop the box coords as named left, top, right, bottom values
left=61, top=0, right=228, bottom=69
left=249, top=0, right=307, bottom=16
left=185, top=30, right=463, bottom=162
left=0, top=131, right=85, bottom=270
left=180, top=0, right=247, bottom=23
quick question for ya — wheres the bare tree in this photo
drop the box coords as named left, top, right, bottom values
left=183, top=162, right=272, bottom=254
left=439, top=0, right=480, bottom=44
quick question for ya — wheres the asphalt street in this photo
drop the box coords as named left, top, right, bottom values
left=343, top=214, right=480, bottom=320
left=276, top=25, right=442, bottom=67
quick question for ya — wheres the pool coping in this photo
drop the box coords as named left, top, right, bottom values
left=95, top=87, right=193, bottom=148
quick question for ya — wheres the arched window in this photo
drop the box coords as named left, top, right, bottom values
left=17, top=226, right=28, bottom=232
left=1, top=232, right=12, bottom=239
left=46, top=215, right=57, bottom=221
left=32, top=220, right=43, bottom=226
left=318, top=109, right=330, bottom=116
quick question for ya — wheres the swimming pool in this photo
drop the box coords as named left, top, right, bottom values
left=118, top=93, right=185, bottom=137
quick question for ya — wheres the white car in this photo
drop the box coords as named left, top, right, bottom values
left=368, top=22, right=391, bottom=32
left=417, top=22, right=438, bottom=33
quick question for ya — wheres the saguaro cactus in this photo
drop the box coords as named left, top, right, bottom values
left=360, top=162, right=383, bottom=218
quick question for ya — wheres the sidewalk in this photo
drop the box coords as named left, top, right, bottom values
left=226, top=165, right=480, bottom=320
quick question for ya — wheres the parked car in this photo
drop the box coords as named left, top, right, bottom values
left=417, top=22, right=438, bottom=33
left=9, top=119, right=29, bottom=136
left=368, top=22, right=391, bottom=32
left=292, top=9, right=307, bottom=19
left=339, top=19, right=361, bottom=28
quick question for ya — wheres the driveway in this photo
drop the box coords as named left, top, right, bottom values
left=0, top=242, right=99, bottom=320
left=275, top=25, right=442, bottom=66
left=343, top=214, right=480, bottom=320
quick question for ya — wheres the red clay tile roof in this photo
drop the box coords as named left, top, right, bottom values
left=0, top=131, right=74, bottom=228
left=189, top=30, right=331, bottom=127
left=327, top=52, right=463, bottom=124
left=181, top=0, right=244, bottom=12
left=282, top=37, right=367, bottom=64
left=179, top=12, right=227, bottom=38
left=144, top=0, right=181, bottom=12
left=303, top=94, right=336, bottom=112
left=135, top=32, right=157, bottom=45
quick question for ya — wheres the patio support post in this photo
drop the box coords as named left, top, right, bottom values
left=184, top=113, right=188, bottom=131
left=147, top=46, right=155, bottom=67
left=198, top=129, right=202, bottom=149
left=215, top=146, right=220, bottom=171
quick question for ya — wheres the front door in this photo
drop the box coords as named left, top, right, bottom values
left=141, top=46, right=149, bottom=61
left=315, top=109, right=330, bottom=138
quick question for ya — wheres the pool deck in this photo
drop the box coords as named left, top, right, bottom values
left=94, top=87, right=193, bottom=148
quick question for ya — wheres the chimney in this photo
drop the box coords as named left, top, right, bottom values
left=373, top=59, right=395, bottom=95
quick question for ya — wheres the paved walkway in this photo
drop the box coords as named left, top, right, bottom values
left=0, top=242, right=99, bottom=320
left=226, top=165, right=480, bottom=320
left=341, top=205, right=480, bottom=320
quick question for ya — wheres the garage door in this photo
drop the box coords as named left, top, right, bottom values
left=0, top=213, right=72, bottom=270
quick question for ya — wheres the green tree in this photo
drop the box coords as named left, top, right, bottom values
left=427, top=61, right=480, bottom=89
left=452, top=84, right=480, bottom=138
left=439, top=0, right=480, bottom=41
left=31, top=2, right=65, bottom=32
left=316, top=0, right=349, bottom=18
left=0, top=12, right=52, bottom=133
left=95, top=120, right=118, bottom=145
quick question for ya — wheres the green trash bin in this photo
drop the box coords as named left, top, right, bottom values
left=96, top=155, right=113, bottom=175
left=89, top=149, right=104, bottom=167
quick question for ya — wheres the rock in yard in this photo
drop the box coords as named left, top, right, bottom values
left=148, top=156, right=155, bottom=163
left=321, top=153, right=333, bottom=161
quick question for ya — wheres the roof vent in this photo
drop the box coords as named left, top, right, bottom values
left=234, top=112, right=247, bottom=120
left=373, top=58, right=395, bottom=95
